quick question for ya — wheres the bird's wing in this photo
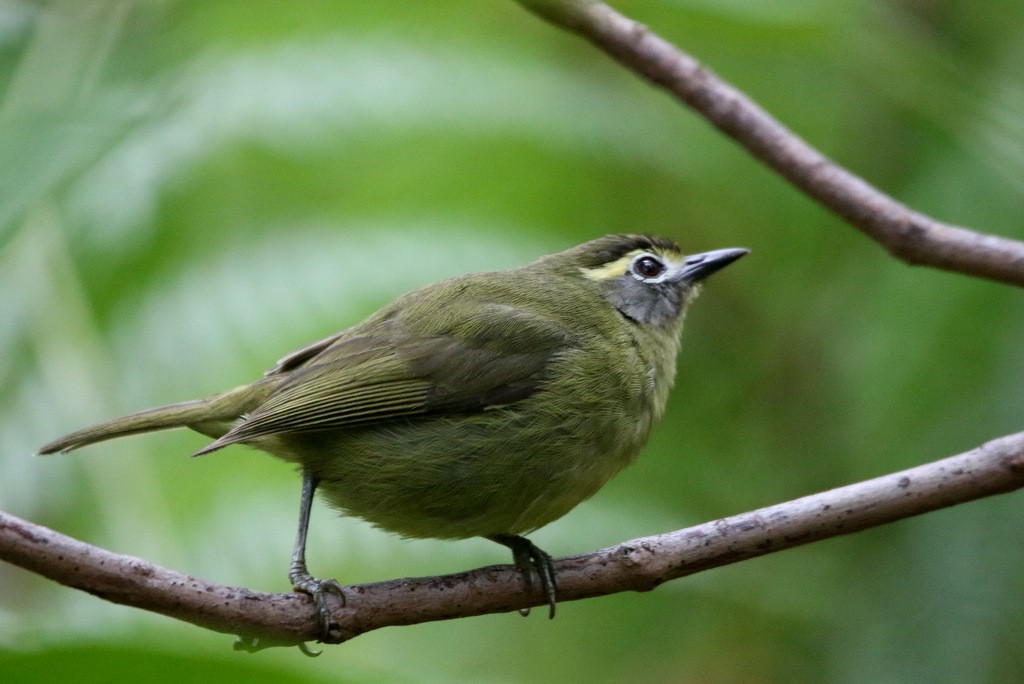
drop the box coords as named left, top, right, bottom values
left=195, top=301, right=576, bottom=454
left=264, top=330, right=349, bottom=375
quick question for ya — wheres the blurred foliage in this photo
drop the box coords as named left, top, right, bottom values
left=1, top=0, right=1023, bottom=682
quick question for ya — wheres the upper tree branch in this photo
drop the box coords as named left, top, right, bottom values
left=517, top=0, right=1024, bottom=287
left=3, top=431, right=1024, bottom=646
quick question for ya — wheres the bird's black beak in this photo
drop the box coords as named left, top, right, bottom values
left=674, top=247, right=749, bottom=284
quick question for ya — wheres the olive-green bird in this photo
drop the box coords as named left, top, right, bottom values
left=38, top=234, right=746, bottom=637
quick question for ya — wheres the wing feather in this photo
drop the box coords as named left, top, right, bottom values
left=196, top=301, right=577, bottom=454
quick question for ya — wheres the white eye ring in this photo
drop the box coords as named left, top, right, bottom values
left=630, top=254, right=667, bottom=281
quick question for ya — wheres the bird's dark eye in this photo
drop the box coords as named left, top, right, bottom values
left=633, top=255, right=665, bottom=279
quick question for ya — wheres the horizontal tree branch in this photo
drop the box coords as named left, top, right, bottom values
left=517, top=0, right=1024, bottom=287
left=3, top=430, right=1023, bottom=647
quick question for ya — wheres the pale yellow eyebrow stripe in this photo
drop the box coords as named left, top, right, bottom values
left=580, top=254, right=637, bottom=281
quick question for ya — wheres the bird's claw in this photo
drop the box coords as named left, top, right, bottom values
left=291, top=571, right=345, bottom=642
left=490, top=534, right=558, bottom=619
left=517, top=543, right=557, bottom=619
left=233, top=635, right=263, bottom=652
left=234, top=634, right=323, bottom=657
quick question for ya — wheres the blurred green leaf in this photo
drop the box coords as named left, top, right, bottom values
left=2, top=0, right=1023, bottom=682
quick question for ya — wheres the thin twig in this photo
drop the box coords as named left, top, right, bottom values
left=517, top=0, right=1024, bottom=287
left=3, top=431, right=1023, bottom=646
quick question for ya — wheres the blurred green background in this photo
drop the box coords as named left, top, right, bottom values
left=2, top=0, right=1023, bottom=681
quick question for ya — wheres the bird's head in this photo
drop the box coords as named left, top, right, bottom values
left=556, top=234, right=748, bottom=327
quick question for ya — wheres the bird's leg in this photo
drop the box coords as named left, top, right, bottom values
left=488, top=534, right=558, bottom=619
left=289, top=470, right=344, bottom=642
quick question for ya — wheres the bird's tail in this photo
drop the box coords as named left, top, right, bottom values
left=36, top=381, right=272, bottom=455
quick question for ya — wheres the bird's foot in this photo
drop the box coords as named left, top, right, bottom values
left=290, top=564, right=345, bottom=642
left=489, top=534, right=558, bottom=619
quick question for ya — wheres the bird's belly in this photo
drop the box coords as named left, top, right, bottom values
left=272, top=406, right=649, bottom=540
